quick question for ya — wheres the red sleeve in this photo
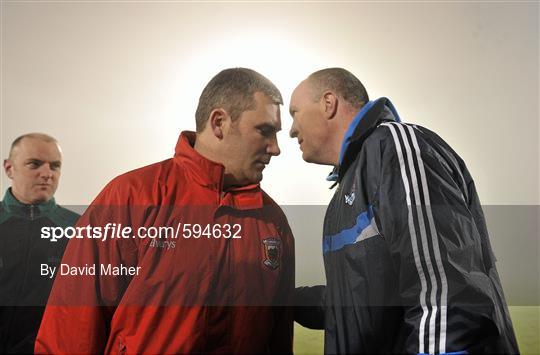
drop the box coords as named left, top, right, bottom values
left=35, top=179, right=139, bottom=354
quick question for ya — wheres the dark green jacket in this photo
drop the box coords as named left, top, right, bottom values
left=0, top=188, right=79, bottom=354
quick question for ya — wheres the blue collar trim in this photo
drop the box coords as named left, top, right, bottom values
left=338, top=97, right=401, bottom=165
left=326, top=97, right=401, bottom=183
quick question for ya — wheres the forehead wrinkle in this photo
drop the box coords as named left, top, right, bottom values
left=17, top=140, right=63, bottom=162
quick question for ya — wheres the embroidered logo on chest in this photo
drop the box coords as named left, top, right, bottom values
left=262, top=237, right=281, bottom=270
left=344, top=191, right=356, bottom=206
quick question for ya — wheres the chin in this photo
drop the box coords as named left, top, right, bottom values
left=32, top=194, right=53, bottom=204
left=250, top=173, right=263, bottom=184
left=302, top=152, right=317, bottom=163
left=303, top=153, right=332, bottom=166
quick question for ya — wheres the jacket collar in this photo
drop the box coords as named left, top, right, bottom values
left=328, top=97, right=401, bottom=183
left=173, top=131, right=263, bottom=210
left=2, top=188, right=57, bottom=217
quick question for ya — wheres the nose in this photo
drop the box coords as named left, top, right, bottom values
left=267, top=135, right=281, bottom=157
left=289, top=121, right=298, bottom=138
left=39, top=164, right=54, bottom=180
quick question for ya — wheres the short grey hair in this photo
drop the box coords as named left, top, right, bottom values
left=307, top=68, right=369, bottom=109
left=195, top=68, right=283, bottom=132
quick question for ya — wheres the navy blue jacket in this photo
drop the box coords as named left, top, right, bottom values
left=295, top=98, right=519, bottom=354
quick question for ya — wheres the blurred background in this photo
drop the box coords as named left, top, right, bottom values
left=1, top=1, right=538, bottom=353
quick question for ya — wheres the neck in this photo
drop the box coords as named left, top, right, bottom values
left=11, top=189, right=33, bottom=205
left=193, top=132, right=220, bottom=164
left=9, top=188, right=49, bottom=205
left=328, top=136, right=342, bottom=168
left=193, top=132, right=237, bottom=191
left=331, top=109, right=358, bottom=167
left=222, top=174, right=239, bottom=191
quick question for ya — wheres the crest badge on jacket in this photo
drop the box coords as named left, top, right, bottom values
left=262, top=238, right=281, bottom=269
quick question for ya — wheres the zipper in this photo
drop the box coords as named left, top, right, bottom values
left=6, top=212, right=34, bottom=343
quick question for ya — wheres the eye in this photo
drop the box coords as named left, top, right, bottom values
left=27, top=161, right=40, bottom=169
left=289, top=108, right=297, bottom=117
left=258, top=127, right=273, bottom=137
left=50, top=163, right=61, bottom=171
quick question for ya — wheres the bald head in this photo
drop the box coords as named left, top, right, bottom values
left=8, top=133, right=60, bottom=161
left=289, top=68, right=370, bottom=166
left=306, top=68, right=369, bottom=110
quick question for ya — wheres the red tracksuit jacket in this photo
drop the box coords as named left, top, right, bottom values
left=35, top=132, right=294, bottom=354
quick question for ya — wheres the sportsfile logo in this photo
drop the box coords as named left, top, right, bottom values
left=41, top=223, right=242, bottom=242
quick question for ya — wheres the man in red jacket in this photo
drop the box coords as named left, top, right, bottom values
left=35, top=68, right=294, bottom=354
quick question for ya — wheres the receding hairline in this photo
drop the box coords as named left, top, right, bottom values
left=297, top=78, right=318, bottom=99
left=304, top=68, right=369, bottom=109
left=8, top=133, right=61, bottom=160
left=301, top=76, right=335, bottom=104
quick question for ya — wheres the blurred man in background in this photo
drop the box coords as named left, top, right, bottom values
left=1, top=133, right=79, bottom=353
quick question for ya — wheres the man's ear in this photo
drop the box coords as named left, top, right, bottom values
left=3, top=159, right=13, bottom=179
left=320, top=91, right=338, bottom=120
left=208, top=108, right=230, bottom=139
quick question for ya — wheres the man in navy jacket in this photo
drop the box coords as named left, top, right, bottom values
left=290, top=68, right=519, bottom=354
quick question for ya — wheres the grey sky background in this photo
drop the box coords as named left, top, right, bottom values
left=1, top=1, right=538, bottom=300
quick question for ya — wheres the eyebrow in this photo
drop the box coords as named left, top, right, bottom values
left=257, top=123, right=281, bottom=132
left=25, top=159, right=62, bottom=165
left=289, top=106, right=297, bottom=117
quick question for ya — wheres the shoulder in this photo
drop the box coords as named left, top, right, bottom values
left=53, top=205, right=81, bottom=226
left=373, top=122, right=464, bottom=166
left=364, top=122, right=437, bottom=157
left=366, top=122, right=409, bottom=147
left=261, top=190, right=293, bottom=237
left=261, top=190, right=283, bottom=215
left=95, top=158, right=177, bottom=205
left=0, top=202, right=8, bottom=224
left=113, top=158, right=174, bottom=186
left=371, top=122, right=450, bottom=149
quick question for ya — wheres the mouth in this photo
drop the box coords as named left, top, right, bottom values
left=255, top=160, right=270, bottom=170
